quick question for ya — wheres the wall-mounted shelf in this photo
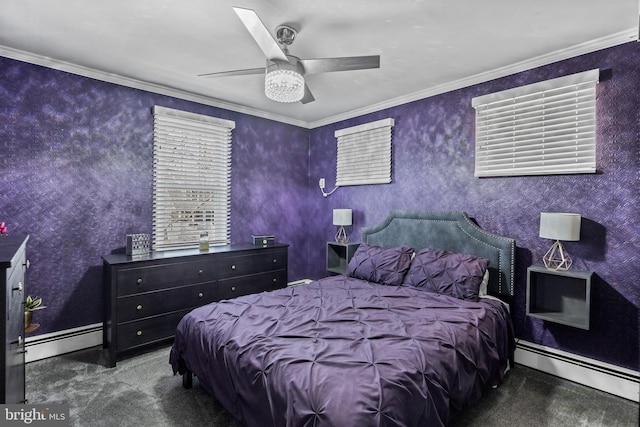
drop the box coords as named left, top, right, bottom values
left=326, top=242, right=360, bottom=274
left=526, top=265, right=593, bottom=330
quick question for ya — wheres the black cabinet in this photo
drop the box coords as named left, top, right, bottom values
left=326, top=242, right=360, bottom=274
left=0, top=235, right=28, bottom=403
left=526, top=265, right=592, bottom=330
left=103, top=243, right=288, bottom=367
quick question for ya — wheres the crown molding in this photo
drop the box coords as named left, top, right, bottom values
left=515, top=340, right=639, bottom=402
left=1, top=27, right=636, bottom=130
left=308, top=28, right=638, bottom=128
left=0, top=45, right=309, bottom=129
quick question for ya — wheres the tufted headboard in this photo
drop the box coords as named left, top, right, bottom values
left=361, top=210, right=515, bottom=297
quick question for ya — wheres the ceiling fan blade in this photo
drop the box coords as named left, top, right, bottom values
left=300, top=55, right=380, bottom=75
left=233, top=7, right=288, bottom=62
left=300, top=84, right=315, bottom=104
left=198, top=68, right=265, bottom=78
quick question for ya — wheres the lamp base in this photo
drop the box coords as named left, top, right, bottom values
left=335, top=226, right=349, bottom=244
left=543, top=240, right=573, bottom=271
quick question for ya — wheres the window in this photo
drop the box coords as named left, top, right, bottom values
left=471, top=69, right=599, bottom=177
left=335, top=118, right=394, bottom=186
left=152, top=106, right=234, bottom=251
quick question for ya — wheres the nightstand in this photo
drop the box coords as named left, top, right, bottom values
left=326, top=242, right=360, bottom=274
left=526, top=265, right=593, bottom=330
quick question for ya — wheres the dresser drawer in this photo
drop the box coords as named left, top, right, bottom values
left=217, top=269, right=287, bottom=300
left=117, top=282, right=217, bottom=323
left=4, top=346, right=25, bottom=404
left=6, top=268, right=24, bottom=322
left=5, top=247, right=26, bottom=286
left=117, top=259, right=217, bottom=296
left=117, top=310, right=190, bottom=351
left=6, top=292, right=24, bottom=339
left=6, top=330, right=25, bottom=404
left=217, top=249, right=287, bottom=279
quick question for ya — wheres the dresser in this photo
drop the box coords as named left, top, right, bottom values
left=0, top=235, right=28, bottom=403
left=102, top=243, right=288, bottom=367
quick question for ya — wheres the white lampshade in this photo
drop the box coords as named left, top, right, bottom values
left=333, top=209, right=352, bottom=226
left=539, top=212, right=581, bottom=241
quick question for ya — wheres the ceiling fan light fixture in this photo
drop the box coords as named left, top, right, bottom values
left=265, top=60, right=304, bottom=103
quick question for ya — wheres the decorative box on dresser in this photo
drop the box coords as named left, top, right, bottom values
left=103, top=243, right=288, bottom=367
left=0, top=235, right=29, bottom=404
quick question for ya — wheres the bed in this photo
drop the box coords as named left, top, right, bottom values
left=170, top=210, right=516, bottom=426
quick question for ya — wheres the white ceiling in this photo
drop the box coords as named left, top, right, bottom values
left=0, top=1, right=637, bottom=128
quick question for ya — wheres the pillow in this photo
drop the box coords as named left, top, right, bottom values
left=479, top=269, right=490, bottom=297
left=346, top=243, right=413, bottom=286
left=402, top=248, right=489, bottom=301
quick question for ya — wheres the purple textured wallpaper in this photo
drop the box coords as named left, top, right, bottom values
left=308, top=42, right=639, bottom=371
left=0, top=57, right=310, bottom=335
left=1, top=40, right=638, bottom=372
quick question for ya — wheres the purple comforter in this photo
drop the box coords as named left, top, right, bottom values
left=170, top=275, right=514, bottom=427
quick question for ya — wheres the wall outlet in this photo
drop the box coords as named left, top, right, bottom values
left=319, top=178, right=325, bottom=189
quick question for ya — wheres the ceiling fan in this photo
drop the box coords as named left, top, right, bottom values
left=199, top=7, right=380, bottom=104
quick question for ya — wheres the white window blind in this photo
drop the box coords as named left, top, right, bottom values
left=472, top=69, right=599, bottom=177
left=152, top=106, right=234, bottom=251
left=334, top=118, right=394, bottom=186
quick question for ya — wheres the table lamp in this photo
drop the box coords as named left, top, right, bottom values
left=333, top=209, right=352, bottom=244
left=539, top=212, right=581, bottom=270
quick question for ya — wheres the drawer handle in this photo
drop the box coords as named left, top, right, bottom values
left=137, top=278, right=143, bottom=285
left=198, top=269, right=204, bottom=275
left=136, top=304, right=143, bottom=310
left=136, top=330, right=143, bottom=336
left=198, top=292, right=204, bottom=298
left=13, top=282, right=23, bottom=292
left=272, top=278, right=278, bottom=283
left=273, top=259, right=278, bottom=263
left=231, top=265, right=236, bottom=270
left=231, top=286, right=236, bottom=292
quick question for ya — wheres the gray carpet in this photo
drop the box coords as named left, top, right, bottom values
left=26, top=344, right=638, bottom=427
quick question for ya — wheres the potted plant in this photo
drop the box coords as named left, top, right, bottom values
left=25, top=295, right=46, bottom=329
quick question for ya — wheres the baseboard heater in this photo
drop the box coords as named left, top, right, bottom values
left=24, top=322, right=639, bottom=403
left=515, top=340, right=639, bottom=402
left=25, top=323, right=102, bottom=363
left=287, top=279, right=313, bottom=287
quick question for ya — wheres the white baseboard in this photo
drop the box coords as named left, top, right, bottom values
left=288, top=279, right=313, bottom=287
left=23, top=325, right=640, bottom=403
left=515, top=340, right=639, bottom=402
left=24, top=323, right=102, bottom=363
